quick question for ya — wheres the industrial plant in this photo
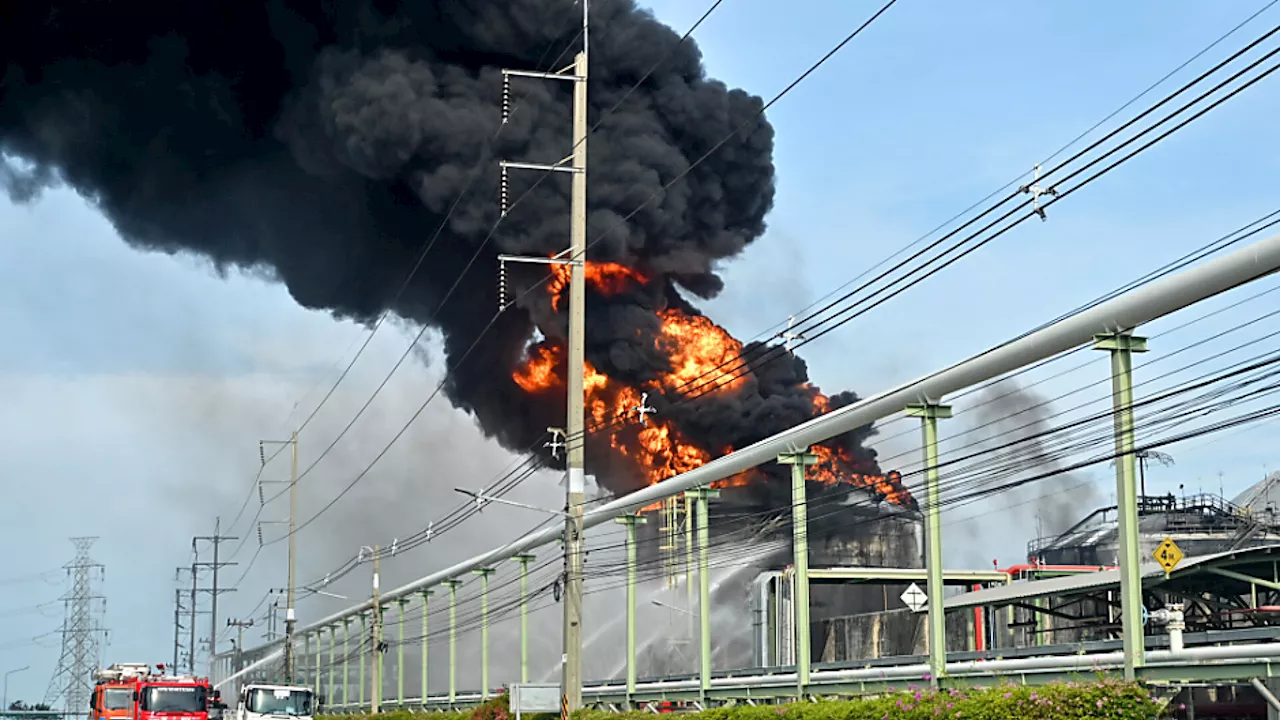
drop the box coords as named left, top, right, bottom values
left=665, top=469, right=1280, bottom=719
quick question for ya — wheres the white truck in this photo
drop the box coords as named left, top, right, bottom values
left=232, top=683, right=317, bottom=720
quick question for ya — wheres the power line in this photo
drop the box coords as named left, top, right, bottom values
left=387, top=41, right=1280, bottom=572
left=286, top=199, right=1280, bottom=658
left=230, top=13, right=1280, bottom=652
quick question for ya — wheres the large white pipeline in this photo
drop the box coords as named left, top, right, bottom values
left=226, top=231, right=1280, bottom=660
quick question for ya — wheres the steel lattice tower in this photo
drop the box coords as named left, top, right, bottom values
left=45, top=537, right=106, bottom=711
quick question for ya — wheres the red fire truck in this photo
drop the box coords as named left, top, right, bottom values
left=90, top=664, right=223, bottom=720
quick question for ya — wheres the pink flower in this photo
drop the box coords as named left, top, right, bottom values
left=1096, top=699, right=1104, bottom=708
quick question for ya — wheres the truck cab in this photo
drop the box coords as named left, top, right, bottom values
left=134, top=677, right=212, bottom=720
left=91, top=663, right=151, bottom=720
left=233, top=684, right=315, bottom=720
left=89, top=682, right=136, bottom=720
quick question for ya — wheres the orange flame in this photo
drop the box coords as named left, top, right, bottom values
left=512, top=344, right=560, bottom=393
left=510, top=274, right=914, bottom=507
left=655, top=309, right=746, bottom=394
left=548, top=260, right=649, bottom=311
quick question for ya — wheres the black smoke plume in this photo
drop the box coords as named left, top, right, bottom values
left=0, top=0, right=899, bottom=501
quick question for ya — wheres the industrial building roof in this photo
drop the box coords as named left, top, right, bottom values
left=943, top=543, right=1280, bottom=610
left=1233, top=471, right=1280, bottom=514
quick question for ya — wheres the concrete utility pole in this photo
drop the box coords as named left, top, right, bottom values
left=497, top=1, right=588, bottom=711
left=370, top=546, right=382, bottom=714
left=173, top=588, right=186, bottom=671
left=227, top=619, right=255, bottom=678
left=186, top=565, right=198, bottom=672
left=260, top=434, right=300, bottom=680
left=1094, top=331, right=1149, bottom=680
left=777, top=450, right=818, bottom=697
left=193, top=525, right=237, bottom=673
left=562, top=41, right=589, bottom=714
left=906, top=401, right=953, bottom=686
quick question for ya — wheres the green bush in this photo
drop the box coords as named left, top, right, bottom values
left=577, top=681, right=1161, bottom=720
left=323, top=680, right=1162, bottom=720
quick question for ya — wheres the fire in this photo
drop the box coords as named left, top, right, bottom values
left=656, top=310, right=746, bottom=394
left=511, top=265, right=914, bottom=508
left=548, top=260, right=649, bottom=311
left=512, top=344, right=560, bottom=393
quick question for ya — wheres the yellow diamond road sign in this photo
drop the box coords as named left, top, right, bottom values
left=1154, top=537, right=1184, bottom=573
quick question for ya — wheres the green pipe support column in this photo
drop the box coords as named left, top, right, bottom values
left=513, top=554, right=536, bottom=684
left=684, top=494, right=695, bottom=643
left=777, top=449, right=819, bottom=698
left=906, top=401, right=952, bottom=686
left=397, top=598, right=410, bottom=707
left=312, top=632, right=321, bottom=696
left=473, top=568, right=496, bottom=699
left=313, top=631, right=320, bottom=695
left=614, top=515, right=647, bottom=706
left=684, top=488, right=719, bottom=701
left=309, top=630, right=320, bottom=696
left=443, top=579, right=463, bottom=705
left=359, top=612, right=368, bottom=710
left=1094, top=331, right=1148, bottom=681
left=342, top=618, right=351, bottom=710
left=420, top=590, right=432, bottom=705
left=315, top=631, right=323, bottom=696
left=327, top=625, right=336, bottom=709
left=303, top=633, right=311, bottom=693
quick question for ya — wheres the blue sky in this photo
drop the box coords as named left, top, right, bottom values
left=4, top=0, right=1280, bottom=700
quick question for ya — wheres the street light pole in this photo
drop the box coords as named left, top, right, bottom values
left=4, top=666, right=30, bottom=711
